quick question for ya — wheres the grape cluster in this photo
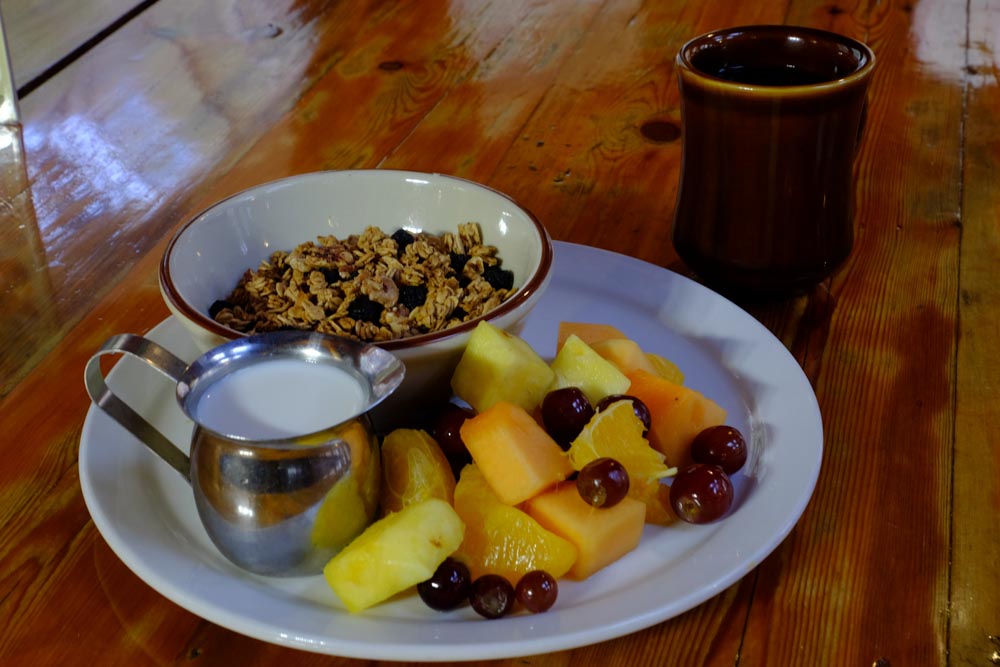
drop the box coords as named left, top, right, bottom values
left=669, top=425, right=747, bottom=524
left=536, top=385, right=749, bottom=525
left=417, top=562, right=558, bottom=618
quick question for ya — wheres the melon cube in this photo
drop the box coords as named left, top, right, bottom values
left=323, top=498, right=464, bottom=613
left=451, top=321, right=555, bottom=413
left=556, top=322, right=627, bottom=351
left=459, top=401, right=574, bottom=505
left=625, top=369, right=727, bottom=468
left=548, top=334, right=631, bottom=405
left=590, top=338, right=660, bottom=376
left=525, top=483, right=645, bottom=579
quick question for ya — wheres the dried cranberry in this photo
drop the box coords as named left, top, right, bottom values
left=347, top=295, right=384, bottom=323
left=482, top=265, right=514, bottom=290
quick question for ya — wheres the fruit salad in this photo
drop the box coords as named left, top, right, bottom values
left=322, top=321, right=747, bottom=618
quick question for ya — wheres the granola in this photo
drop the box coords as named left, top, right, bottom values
left=210, top=223, right=516, bottom=342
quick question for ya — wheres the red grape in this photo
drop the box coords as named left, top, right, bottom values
left=515, top=570, right=558, bottom=613
left=541, top=387, right=595, bottom=448
left=430, top=403, right=475, bottom=469
left=595, top=394, right=652, bottom=435
left=576, top=457, right=630, bottom=508
left=469, top=574, right=515, bottom=619
left=691, top=425, right=747, bottom=474
left=669, top=464, right=733, bottom=524
left=417, top=557, right=471, bottom=611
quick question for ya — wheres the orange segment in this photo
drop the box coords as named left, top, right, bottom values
left=452, top=464, right=577, bottom=582
left=630, top=477, right=678, bottom=526
left=379, top=429, right=456, bottom=515
left=567, top=400, right=675, bottom=522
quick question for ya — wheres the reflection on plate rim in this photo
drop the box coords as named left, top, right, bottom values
left=79, top=241, right=823, bottom=661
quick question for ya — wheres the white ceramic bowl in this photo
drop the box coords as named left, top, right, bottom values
left=159, top=170, right=552, bottom=428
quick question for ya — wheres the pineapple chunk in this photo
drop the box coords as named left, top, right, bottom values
left=451, top=321, right=555, bottom=413
left=548, top=334, right=630, bottom=405
left=323, top=499, right=465, bottom=613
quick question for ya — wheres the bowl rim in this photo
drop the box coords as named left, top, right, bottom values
left=159, top=169, right=553, bottom=351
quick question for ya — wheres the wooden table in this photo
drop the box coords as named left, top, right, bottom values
left=2, top=1, right=997, bottom=664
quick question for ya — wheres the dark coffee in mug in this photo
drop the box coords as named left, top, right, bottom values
left=708, top=64, right=833, bottom=86
left=672, top=26, right=875, bottom=298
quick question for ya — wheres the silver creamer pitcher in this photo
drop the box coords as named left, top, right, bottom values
left=85, top=330, right=404, bottom=576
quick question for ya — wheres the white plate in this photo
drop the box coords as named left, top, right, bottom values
left=79, top=241, right=822, bottom=661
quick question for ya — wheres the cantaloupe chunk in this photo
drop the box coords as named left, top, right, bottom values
left=590, top=338, right=660, bottom=376
left=557, top=322, right=627, bottom=351
left=525, top=483, right=645, bottom=579
left=323, top=498, right=464, bottom=613
left=549, top=335, right=631, bottom=405
left=624, top=369, right=727, bottom=468
left=451, top=321, right=555, bottom=413
left=459, top=401, right=573, bottom=505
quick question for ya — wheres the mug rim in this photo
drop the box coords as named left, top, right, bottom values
left=676, top=24, right=875, bottom=95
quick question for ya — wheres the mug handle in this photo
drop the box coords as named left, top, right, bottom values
left=84, top=333, right=192, bottom=480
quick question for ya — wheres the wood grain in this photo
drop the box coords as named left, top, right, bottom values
left=952, top=0, right=1000, bottom=664
left=737, top=1, right=963, bottom=664
left=0, top=0, right=388, bottom=394
left=0, top=0, right=146, bottom=88
left=0, top=0, right=995, bottom=664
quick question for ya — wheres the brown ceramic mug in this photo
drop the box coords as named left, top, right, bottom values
left=672, top=25, right=875, bottom=298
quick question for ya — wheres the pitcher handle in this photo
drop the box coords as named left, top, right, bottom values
left=84, top=333, right=192, bottom=480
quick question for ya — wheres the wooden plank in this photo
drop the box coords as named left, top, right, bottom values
left=461, top=0, right=784, bottom=265
left=0, top=7, right=16, bottom=122
left=0, top=0, right=398, bottom=394
left=177, top=0, right=548, bottom=188
left=951, top=0, right=1000, bottom=663
left=0, top=125, right=58, bottom=396
left=0, top=0, right=146, bottom=89
left=738, top=0, right=964, bottom=665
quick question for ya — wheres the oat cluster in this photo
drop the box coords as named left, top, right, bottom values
left=210, top=223, right=516, bottom=342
